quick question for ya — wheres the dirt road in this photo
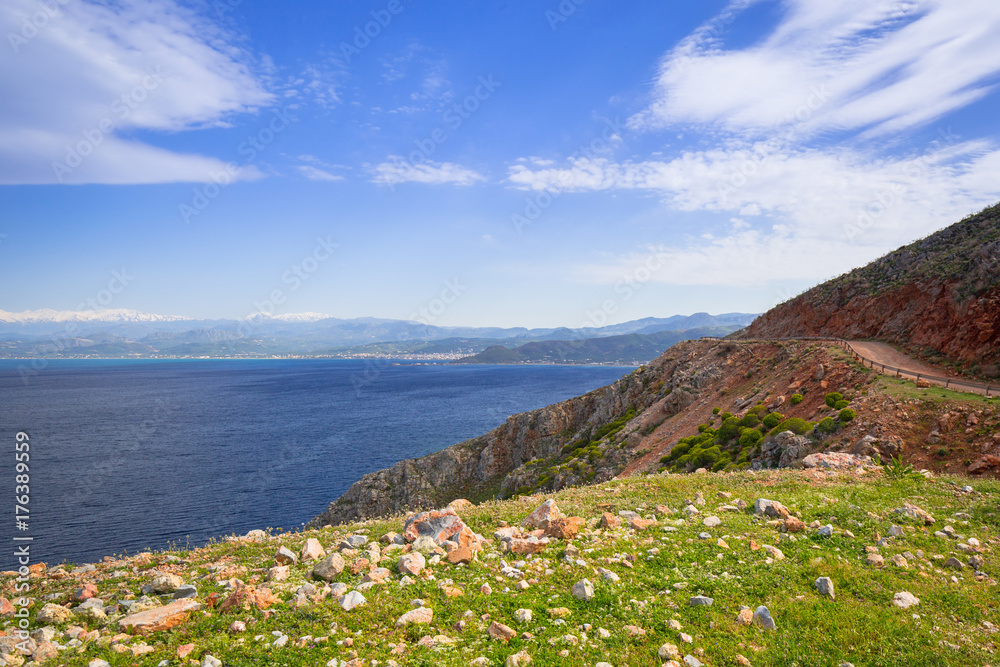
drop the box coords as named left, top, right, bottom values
left=846, top=340, right=991, bottom=396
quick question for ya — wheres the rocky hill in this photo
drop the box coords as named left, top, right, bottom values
left=742, top=203, right=1000, bottom=376
left=451, top=327, right=741, bottom=365
left=310, top=336, right=1000, bottom=529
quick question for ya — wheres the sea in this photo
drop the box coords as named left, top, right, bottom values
left=0, top=359, right=632, bottom=569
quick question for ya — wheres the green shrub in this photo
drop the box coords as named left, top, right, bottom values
left=762, top=413, right=783, bottom=429
left=717, top=417, right=742, bottom=443
left=772, top=417, right=813, bottom=435
left=692, top=445, right=722, bottom=469
left=748, top=404, right=769, bottom=418
left=834, top=399, right=849, bottom=410
left=825, top=392, right=844, bottom=407
left=720, top=412, right=733, bottom=421
left=740, top=413, right=761, bottom=428
left=712, top=455, right=731, bottom=472
left=697, top=423, right=710, bottom=433
left=712, top=407, right=721, bottom=415
left=738, top=428, right=763, bottom=449
left=838, top=408, right=856, bottom=422
left=817, top=416, right=837, bottom=434
left=790, top=393, right=804, bottom=405
left=666, top=440, right=694, bottom=461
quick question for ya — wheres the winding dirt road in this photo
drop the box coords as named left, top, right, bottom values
left=844, top=340, right=990, bottom=396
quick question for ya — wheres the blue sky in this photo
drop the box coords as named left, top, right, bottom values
left=1, top=0, right=999, bottom=327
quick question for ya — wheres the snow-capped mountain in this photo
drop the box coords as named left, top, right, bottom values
left=0, top=308, right=192, bottom=324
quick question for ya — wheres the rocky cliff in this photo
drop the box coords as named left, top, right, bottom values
left=742, top=203, right=1000, bottom=375
left=307, top=341, right=724, bottom=527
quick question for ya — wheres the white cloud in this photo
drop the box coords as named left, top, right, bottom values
left=510, top=139, right=1000, bottom=286
left=0, top=0, right=273, bottom=184
left=370, top=157, right=485, bottom=186
left=297, top=165, right=344, bottom=182
left=507, top=1, right=1000, bottom=290
left=629, top=0, right=1000, bottom=138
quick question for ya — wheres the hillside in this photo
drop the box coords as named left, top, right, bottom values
left=452, top=327, right=741, bottom=365
left=742, top=203, right=1000, bottom=376
left=4, top=471, right=997, bottom=666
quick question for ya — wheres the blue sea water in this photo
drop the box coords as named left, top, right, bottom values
left=0, top=359, right=631, bottom=569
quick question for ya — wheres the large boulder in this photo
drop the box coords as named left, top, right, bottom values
left=119, top=598, right=201, bottom=635
left=403, top=508, right=482, bottom=550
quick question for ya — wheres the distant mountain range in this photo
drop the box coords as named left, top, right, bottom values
left=0, top=309, right=758, bottom=361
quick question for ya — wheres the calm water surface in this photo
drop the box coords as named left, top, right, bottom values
left=0, top=359, right=631, bottom=568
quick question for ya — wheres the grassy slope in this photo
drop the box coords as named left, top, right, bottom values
left=8, top=471, right=998, bottom=667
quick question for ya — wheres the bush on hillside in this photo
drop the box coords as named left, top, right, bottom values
left=817, top=416, right=837, bottom=434
left=790, top=393, right=804, bottom=405
left=772, top=417, right=813, bottom=435
left=762, top=412, right=783, bottom=429
left=825, top=392, right=844, bottom=407
left=834, top=399, right=849, bottom=410
left=839, top=408, right=856, bottom=422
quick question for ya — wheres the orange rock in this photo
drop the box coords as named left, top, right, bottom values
left=218, top=584, right=278, bottom=613
left=403, top=508, right=483, bottom=551
left=629, top=517, right=656, bottom=531
left=72, top=583, right=99, bottom=602
left=784, top=517, right=805, bottom=533
left=177, top=643, right=196, bottom=658
left=446, top=546, right=474, bottom=565
left=544, top=516, right=585, bottom=540
left=118, top=599, right=201, bottom=635
left=599, top=512, right=620, bottom=529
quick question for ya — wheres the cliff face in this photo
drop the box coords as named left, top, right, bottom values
left=743, top=203, right=1000, bottom=373
left=307, top=341, right=723, bottom=528
left=745, top=281, right=1000, bottom=369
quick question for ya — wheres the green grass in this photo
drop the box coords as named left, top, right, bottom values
left=9, top=471, right=999, bottom=667
left=876, top=376, right=997, bottom=405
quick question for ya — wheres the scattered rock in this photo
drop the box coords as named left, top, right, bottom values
left=894, top=503, right=935, bottom=525
left=814, top=577, right=835, bottom=599
left=396, top=606, right=433, bottom=627
left=893, top=592, right=919, bottom=609
left=522, top=499, right=564, bottom=529
left=119, top=598, right=201, bottom=635
left=488, top=621, right=516, bottom=641
left=688, top=595, right=713, bottom=607
left=753, top=499, right=790, bottom=519
left=659, top=643, right=681, bottom=660
left=545, top=516, right=585, bottom=540
left=572, top=579, right=594, bottom=601
left=753, top=606, right=776, bottom=630
left=404, top=508, right=481, bottom=550
left=37, top=603, right=71, bottom=624
left=505, top=650, right=532, bottom=666
left=312, top=553, right=346, bottom=581
left=148, top=572, right=183, bottom=594
left=702, top=516, right=721, bottom=528
left=397, top=552, right=426, bottom=576
left=274, top=546, right=298, bottom=565
left=339, top=591, right=366, bottom=611
left=300, top=538, right=325, bottom=561
left=446, top=546, right=474, bottom=565
left=173, top=584, right=198, bottom=599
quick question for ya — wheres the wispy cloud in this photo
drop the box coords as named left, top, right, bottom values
left=508, top=0, right=1000, bottom=289
left=629, top=0, right=1000, bottom=138
left=370, top=157, right=485, bottom=186
left=0, top=0, right=273, bottom=184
